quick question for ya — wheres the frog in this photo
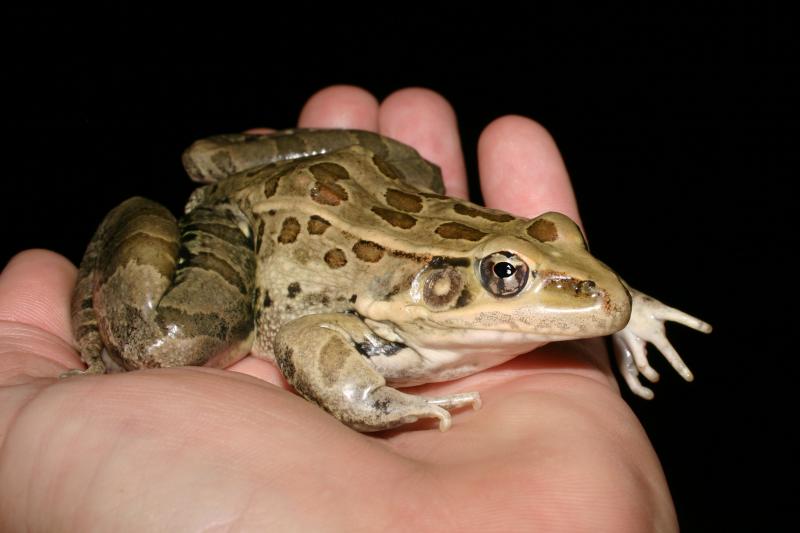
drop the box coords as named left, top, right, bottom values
left=69, top=129, right=712, bottom=432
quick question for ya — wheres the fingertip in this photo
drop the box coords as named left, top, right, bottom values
left=478, top=115, right=580, bottom=223
left=380, top=87, right=456, bottom=128
left=298, top=85, right=380, bottom=130
left=380, top=87, right=468, bottom=198
left=0, top=249, right=77, bottom=343
left=1, top=249, right=77, bottom=280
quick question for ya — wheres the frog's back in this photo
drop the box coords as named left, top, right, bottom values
left=187, top=130, right=534, bottom=257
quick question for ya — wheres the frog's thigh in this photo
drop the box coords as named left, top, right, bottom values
left=71, top=197, right=255, bottom=373
left=274, top=314, right=479, bottom=432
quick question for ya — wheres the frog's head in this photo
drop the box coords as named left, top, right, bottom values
left=377, top=212, right=632, bottom=342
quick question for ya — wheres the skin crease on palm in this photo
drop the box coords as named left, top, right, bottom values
left=0, top=86, right=678, bottom=531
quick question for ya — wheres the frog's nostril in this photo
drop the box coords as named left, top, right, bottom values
left=577, top=280, right=598, bottom=296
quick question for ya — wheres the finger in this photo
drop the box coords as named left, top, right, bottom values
left=379, top=88, right=468, bottom=199
left=298, top=85, right=380, bottom=130
left=478, top=116, right=580, bottom=224
left=0, top=249, right=77, bottom=344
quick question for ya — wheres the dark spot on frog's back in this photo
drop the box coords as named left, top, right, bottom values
left=310, top=182, right=348, bottom=206
left=324, top=248, right=347, bottom=269
left=278, top=217, right=301, bottom=244
left=310, top=162, right=350, bottom=182
left=287, top=282, right=301, bottom=298
left=352, top=240, right=384, bottom=263
left=263, top=176, right=279, bottom=198
left=435, top=222, right=487, bottom=241
left=307, top=215, right=331, bottom=235
left=371, top=206, right=417, bottom=229
left=453, top=203, right=515, bottom=223
left=385, top=189, right=423, bottom=213
left=527, top=219, right=558, bottom=242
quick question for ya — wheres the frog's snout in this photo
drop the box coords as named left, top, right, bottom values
left=528, top=267, right=631, bottom=334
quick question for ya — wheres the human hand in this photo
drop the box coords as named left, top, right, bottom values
left=0, top=86, right=677, bottom=531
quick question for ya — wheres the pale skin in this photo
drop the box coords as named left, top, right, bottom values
left=0, top=86, right=677, bottom=531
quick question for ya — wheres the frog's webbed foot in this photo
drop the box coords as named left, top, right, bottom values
left=612, top=287, right=712, bottom=399
left=274, top=314, right=481, bottom=432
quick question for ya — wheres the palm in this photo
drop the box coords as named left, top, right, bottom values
left=0, top=86, right=677, bottom=531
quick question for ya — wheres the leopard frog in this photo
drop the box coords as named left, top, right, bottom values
left=70, top=129, right=711, bottom=431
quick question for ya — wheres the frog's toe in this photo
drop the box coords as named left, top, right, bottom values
left=426, top=391, right=482, bottom=411
left=425, top=392, right=481, bottom=431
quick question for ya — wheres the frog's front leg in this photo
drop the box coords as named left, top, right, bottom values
left=70, top=197, right=256, bottom=374
left=274, top=314, right=481, bottom=432
left=612, top=284, right=712, bottom=399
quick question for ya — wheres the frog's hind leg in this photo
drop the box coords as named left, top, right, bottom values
left=182, top=129, right=444, bottom=193
left=69, top=197, right=256, bottom=375
left=274, top=314, right=481, bottom=432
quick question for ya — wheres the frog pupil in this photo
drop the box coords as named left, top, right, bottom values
left=494, top=262, right=516, bottom=278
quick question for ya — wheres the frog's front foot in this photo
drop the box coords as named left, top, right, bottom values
left=274, top=313, right=482, bottom=431
left=612, top=287, right=712, bottom=399
left=348, top=388, right=481, bottom=432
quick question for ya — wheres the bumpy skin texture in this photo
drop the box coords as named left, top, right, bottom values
left=0, top=86, right=680, bottom=530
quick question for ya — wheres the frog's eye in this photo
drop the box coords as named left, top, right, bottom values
left=479, top=252, right=531, bottom=298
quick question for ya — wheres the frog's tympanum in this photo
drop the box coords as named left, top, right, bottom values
left=69, top=130, right=711, bottom=431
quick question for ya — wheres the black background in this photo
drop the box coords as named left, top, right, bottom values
left=5, top=5, right=793, bottom=531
